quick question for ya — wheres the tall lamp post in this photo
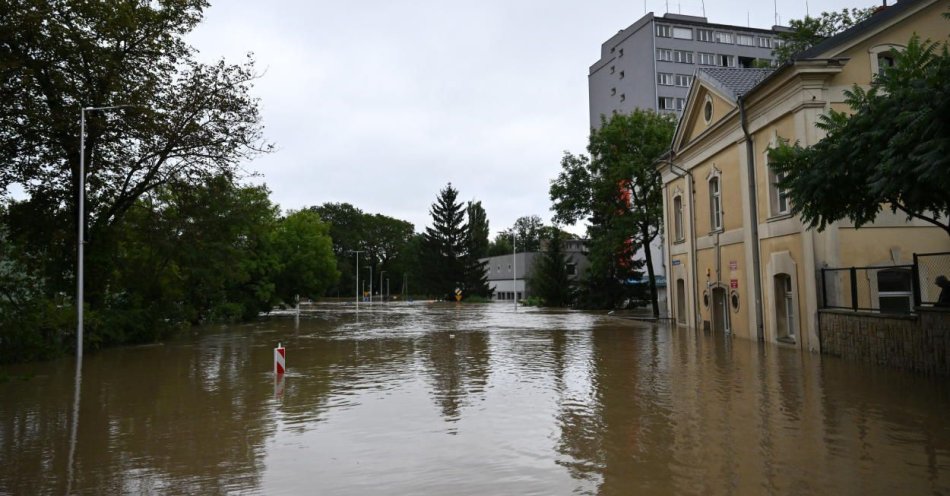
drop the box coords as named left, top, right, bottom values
left=77, top=105, right=136, bottom=360
left=365, top=265, right=373, bottom=304
left=379, top=270, right=386, bottom=304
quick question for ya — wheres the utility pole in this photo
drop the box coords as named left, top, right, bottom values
left=349, top=250, right=363, bottom=311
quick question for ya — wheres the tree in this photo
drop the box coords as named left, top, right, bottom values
left=463, top=201, right=491, bottom=297
left=422, top=183, right=468, bottom=298
left=773, top=8, right=875, bottom=65
left=550, top=110, right=675, bottom=311
left=769, top=35, right=950, bottom=237
left=0, top=1, right=269, bottom=309
left=508, top=215, right=546, bottom=252
left=530, top=228, right=573, bottom=307
left=272, top=210, right=339, bottom=305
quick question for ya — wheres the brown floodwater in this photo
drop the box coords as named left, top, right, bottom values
left=2, top=302, right=950, bottom=495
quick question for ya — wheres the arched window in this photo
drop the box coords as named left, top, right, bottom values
left=673, top=194, right=684, bottom=241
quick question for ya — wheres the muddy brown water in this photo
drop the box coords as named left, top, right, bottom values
left=2, top=303, right=949, bottom=495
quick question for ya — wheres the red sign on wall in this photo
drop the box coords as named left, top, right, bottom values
left=730, top=279, right=738, bottom=289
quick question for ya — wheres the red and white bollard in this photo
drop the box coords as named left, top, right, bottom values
left=274, top=342, right=286, bottom=375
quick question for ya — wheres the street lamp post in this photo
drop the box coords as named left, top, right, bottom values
left=379, top=270, right=386, bottom=304
left=77, top=105, right=136, bottom=360
left=366, top=265, right=373, bottom=304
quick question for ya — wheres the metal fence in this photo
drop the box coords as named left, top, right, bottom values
left=913, top=251, right=950, bottom=306
left=819, top=252, right=950, bottom=314
left=820, top=265, right=917, bottom=313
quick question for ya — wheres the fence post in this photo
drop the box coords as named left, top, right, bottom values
left=912, top=253, right=921, bottom=308
left=821, top=268, right=827, bottom=309
left=850, top=267, right=858, bottom=311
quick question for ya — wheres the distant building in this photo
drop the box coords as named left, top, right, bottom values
left=480, top=239, right=590, bottom=301
left=588, top=12, right=783, bottom=128
left=589, top=12, right=783, bottom=291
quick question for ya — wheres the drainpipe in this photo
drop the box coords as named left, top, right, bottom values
left=666, top=152, right=701, bottom=331
left=738, top=95, right=765, bottom=341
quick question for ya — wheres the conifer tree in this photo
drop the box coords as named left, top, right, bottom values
left=422, top=183, right=468, bottom=298
left=531, top=229, right=573, bottom=307
left=463, top=201, right=491, bottom=297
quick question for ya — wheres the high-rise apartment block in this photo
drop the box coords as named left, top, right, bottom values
left=589, top=12, right=783, bottom=128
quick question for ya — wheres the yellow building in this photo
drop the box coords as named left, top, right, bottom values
left=660, top=0, right=950, bottom=351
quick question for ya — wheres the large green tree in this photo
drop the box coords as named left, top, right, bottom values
left=530, top=228, right=574, bottom=307
left=463, top=201, right=491, bottom=297
left=0, top=1, right=269, bottom=309
left=550, top=110, right=675, bottom=311
left=773, top=7, right=875, bottom=64
left=421, top=183, right=468, bottom=299
left=272, top=210, right=339, bottom=305
left=769, top=35, right=950, bottom=237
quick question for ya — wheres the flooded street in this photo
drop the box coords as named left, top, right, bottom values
left=2, top=303, right=950, bottom=495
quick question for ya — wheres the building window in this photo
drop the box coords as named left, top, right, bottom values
left=709, top=176, right=722, bottom=231
left=619, top=70, right=625, bottom=79
left=674, top=74, right=692, bottom=87
left=714, top=31, right=734, bottom=44
left=658, top=97, right=675, bottom=110
left=657, top=72, right=674, bottom=86
left=878, top=269, right=913, bottom=314
left=656, top=48, right=673, bottom=61
left=673, top=50, right=694, bottom=64
left=675, top=97, right=686, bottom=111
left=736, top=34, right=755, bottom=46
left=697, top=29, right=713, bottom=42
left=619, top=48, right=624, bottom=57
left=673, top=27, right=693, bottom=40
left=620, top=93, right=626, bottom=102
left=611, top=87, right=616, bottom=96
left=715, top=54, right=736, bottom=67
left=610, top=65, right=615, bottom=74
left=757, top=36, right=773, bottom=48
left=769, top=167, right=790, bottom=215
left=870, top=44, right=902, bottom=78
left=566, top=263, right=577, bottom=276
left=699, top=52, right=716, bottom=65
left=673, top=195, right=684, bottom=241
left=656, top=24, right=672, bottom=37
left=703, top=96, right=713, bottom=123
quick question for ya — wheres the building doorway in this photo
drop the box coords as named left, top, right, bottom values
left=676, top=279, right=686, bottom=325
left=711, top=287, right=729, bottom=333
left=774, top=274, right=796, bottom=342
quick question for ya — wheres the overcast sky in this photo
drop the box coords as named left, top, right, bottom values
left=187, top=0, right=863, bottom=236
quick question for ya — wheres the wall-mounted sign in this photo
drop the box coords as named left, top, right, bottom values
left=730, top=279, right=739, bottom=289
left=672, top=260, right=682, bottom=266
left=729, top=260, right=738, bottom=270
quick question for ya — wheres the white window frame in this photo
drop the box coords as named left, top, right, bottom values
left=716, top=54, right=736, bottom=67
left=672, top=27, right=693, bottom=40
left=876, top=268, right=913, bottom=314
left=699, top=52, right=716, bottom=66
left=657, top=72, right=674, bottom=86
left=757, top=36, right=773, bottom=48
left=673, top=50, right=694, bottom=64
left=708, top=169, right=723, bottom=232
left=656, top=48, right=673, bottom=62
left=673, top=194, right=684, bottom=242
left=736, top=34, right=755, bottom=46
left=656, top=24, right=672, bottom=37
left=674, top=74, right=692, bottom=87
left=675, top=97, right=686, bottom=111
left=658, top=96, right=675, bottom=110
left=869, top=44, right=903, bottom=79
left=697, top=29, right=713, bottom=42
left=714, top=31, right=734, bottom=44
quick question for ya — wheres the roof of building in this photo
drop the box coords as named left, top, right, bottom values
left=796, top=0, right=922, bottom=59
left=696, top=67, right=775, bottom=101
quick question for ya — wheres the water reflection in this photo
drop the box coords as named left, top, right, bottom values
left=1, top=303, right=950, bottom=494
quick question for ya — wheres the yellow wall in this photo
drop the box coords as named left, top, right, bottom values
left=830, top=0, right=950, bottom=88
left=684, top=88, right=735, bottom=145
left=838, top=227, right=950, bottom=266
left=752, top=114, right=796, bottom=223
left=692, top=145, right=742, bottom=235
